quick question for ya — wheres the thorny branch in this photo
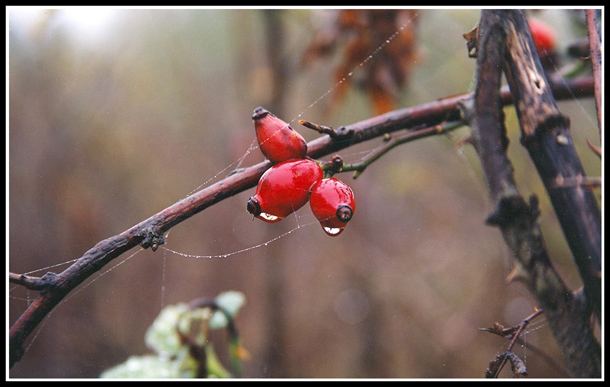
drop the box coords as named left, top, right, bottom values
left=9, top=75, right=595, bottom=368
left=467, top=10, right=600, bottom=378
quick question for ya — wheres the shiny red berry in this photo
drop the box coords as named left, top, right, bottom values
left=528, top=18, right=556, bottom=57
left=247, top=159, right=323, bottom=223
left=253, top=106, right=308, bottom=164
left=309, top=177, right=356, bottom=237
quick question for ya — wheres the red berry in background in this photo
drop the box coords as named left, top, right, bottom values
left=247, top=159, right=323, bottom=223
left=253, top=106, right=308, bottom=164
left=310, top=177, right=356, bottom=237
left=527, top=17, right=556, bottom=57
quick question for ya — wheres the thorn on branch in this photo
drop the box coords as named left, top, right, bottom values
left=452, top=132, right=474, bottom=150
left=463, top=25, right=479, bottom=58
left=550, top=174, right=601, bottom=191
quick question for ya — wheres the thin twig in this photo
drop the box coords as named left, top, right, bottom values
left=481, top=321, right=570, bottom=377
left=298, top=120, right=341, bottom=138
left=340, top=121, right=464, bottom=178
left=8, top=273, right=48, bottom=292
left=492, top=309, right=544, bottom=378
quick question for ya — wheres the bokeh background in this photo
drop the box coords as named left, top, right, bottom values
left=8, top=7, right=601, bottom=379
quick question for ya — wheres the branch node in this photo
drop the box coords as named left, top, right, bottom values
left=39, top=272, right=59, bottom=294
left=330, top=154, right=344, bottom=171
left=456, top=97, right=475, bottom=124
left=139, top=229, right=165, bottom=251
left=485, top=196, right=524, bottom=227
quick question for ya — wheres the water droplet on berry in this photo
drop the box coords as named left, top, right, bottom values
left=323, top=227, right=343, bottom=236
left=259, top=212, right=281, bottom=222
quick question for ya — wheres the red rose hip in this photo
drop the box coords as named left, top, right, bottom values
left=247, top=159, right=323, bottom=223
left=309, top=177, right=356, bottom=236
left=527, top=17, right=556, bottom=57
left=253, top=106, right=308, bottom=164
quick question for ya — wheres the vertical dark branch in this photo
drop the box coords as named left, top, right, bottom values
left=467, top=10, right=600, bottom=378
left=465, top=21, right=515, bottom=202
left=499, top=10, right=601, bottom=323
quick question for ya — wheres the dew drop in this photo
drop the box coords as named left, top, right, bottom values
left=260, top=213, right=280, bottom=222
left=348, top=71, right=353, bottom=76
left=323, top=227, right=343, bottom=236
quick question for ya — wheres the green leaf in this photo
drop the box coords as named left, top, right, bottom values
left=101, top=293, right=246, bottom=379
left=100, top=353, right=197, bottom=379
left=144, top=303, right=189, bottom=357
left=205, top=344, right=233, bottom=378
left=210, top=291, right=245, bottom=329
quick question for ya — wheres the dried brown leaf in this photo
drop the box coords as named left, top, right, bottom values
left=302, top=9, right=420, bottom=115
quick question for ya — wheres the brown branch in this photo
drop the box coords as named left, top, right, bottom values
left=502, top=10, right=601, bottom=323
left=8, top=75, right=595, bottom=369
left=467, top=10, right=600, bottom=378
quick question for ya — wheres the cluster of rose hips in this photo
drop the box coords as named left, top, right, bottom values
left=246, top=107, right=356, bottom=237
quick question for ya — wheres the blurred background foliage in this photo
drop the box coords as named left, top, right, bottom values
left=8, top=7, right=600, bottom=378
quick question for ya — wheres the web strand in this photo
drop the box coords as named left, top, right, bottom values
left=161, top=218, right=319, bottom=259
